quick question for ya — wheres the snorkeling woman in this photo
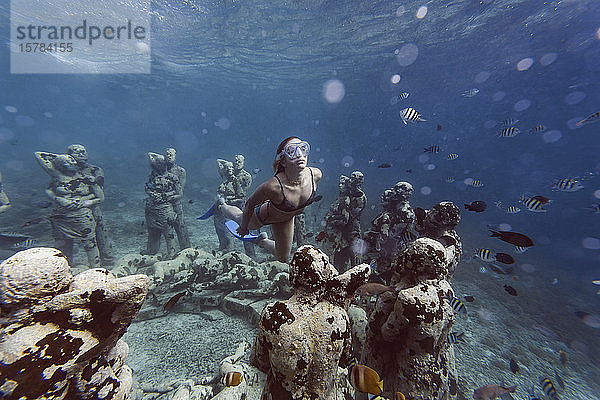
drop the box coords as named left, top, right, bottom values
left=200, top=136, right=321, bottom=262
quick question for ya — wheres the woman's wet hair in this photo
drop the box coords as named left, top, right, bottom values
left=273, top=136, right=300, bottom=174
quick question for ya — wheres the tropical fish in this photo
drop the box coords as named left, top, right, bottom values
left=424, top=145, right=441, bottom=153
left=437, top=124, right=442, bottom=131
left=447, top=332, right=465, bottom=344
left=504, top=285, right=518, bottom=296
left=495, top=252, right=515, bottom=265
left=498, top=126, right=520, bottom=138
left=506, top=205, right=521, bottom=214
left=514, top=246, right=529, bottom=254
left=531, top=195, right=552, bottom=204
left=585, top=203, right=600, bottom=213
left=489, top=229, right=534, bottom=247
left=399, top=230, right=416, bottom=242
left=575, top=311, right=600, bottom=328
left=356, top=283, right=396, bottom=296
left=488, top=263, right=514, bottom=275
left=464, top=295, right=475, bottom=302
left=509, top=358, right=520, bottom=374
left=473, top=248, right=495, bottom=261
left=501, top=117, right=519, bottom=126
left=347, top=359, right=384, bottom=395
left=315, top=231, right=328, bottom=242
left=11, top=239, right=38, bottom=249
left=519, top=196, right=547, bottom=212
left=576, top=110, right=600, bottom=126
left=447, top=153, right=459, bottom=160
left=532, top=324, right=562, bottom=341
left=461, top=88, right=480, bottom=97
left=399, top=92, right=409, bottom=99
left=552, top=178, right=583, bottom=192
left=529, top=124, right=547, bottom=134
left=224, top=371, right=243, bottom=387
left=378, top=163, right=392, bottom=169
left=188, top=199, right=195, bottom=204
left=22, top=217, right=44, bottom=228
left=470, top=179, right=484, bottom=187
left=465, top=201, right=487, bottom=212
left=473, top=384, right=517, bottom=400
left=539, top=377, right=559, bottom=399
left=163, top=291, right=186, bottom=312
left=446, top=177, right=456, bottom=183
left=399, top=107, right=426, bottom=124
left=446, top=295, right=467, bottom=314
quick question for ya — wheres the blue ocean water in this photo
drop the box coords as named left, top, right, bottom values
left=1, top=0, right=600, bottom=398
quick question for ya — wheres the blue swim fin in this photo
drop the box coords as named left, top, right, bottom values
left=224, top=219, right=260, bottom=242
left=197, top=202, right=217, bottom=220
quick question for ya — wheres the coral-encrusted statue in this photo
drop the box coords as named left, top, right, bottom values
left=250, top=245, right=369, bottom=400
left=361, top=201, right=462, bottom=400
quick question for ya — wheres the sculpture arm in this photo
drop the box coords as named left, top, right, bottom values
left=34, top=151, right=59, bottom=176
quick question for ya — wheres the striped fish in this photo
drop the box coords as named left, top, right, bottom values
left=529, top=124, right=547, bottom=134
left=519, top=196, right=547, bottom=212
left=539, top=377, right=559, bottom=399
left=399, top=107, right=426, bottom=124
left=474, top=248, right=494, bottom=261
left=399, top=92, right=409, bottom=99
left=446, top=295, right=467, bottom=314
left=585, top=203, right=600, bottom=213
left=224, top=371, right=243, bottom=387
left=576, top=110, right=600, bottom=127
left=502, top=117, right=519, bottom=126
left=446, top=177, right=456, bottom=183
left=498, top=126, right=520, bottom=137
left=424, top=145, right=441, bottom=153
left=447, top=153, right=459, bottom=160
left=447, top=332, right=465, bottom=344
left=505, top=205, right=521, bottom=214
left=470, top=179, right=484, bottom=187
left=348, top=359, right=384, bottom=395
left=553, top=178, right=583, bottom=192
left=461, top=88, right=479, bottom=97
left=11, top=239, right=38, bottom=249
left=399, top=231, right=416, bottom=242
left=514, top=246, right=529, bottom=254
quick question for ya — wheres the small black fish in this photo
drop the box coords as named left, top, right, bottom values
left=163, top=291, right=186, bottom=312
left=188, top=199, right=195, bottom=204
left=532, top=195, right=551, bottom=205
left=504, top=284, right=518, bottom=296
left=141, top=220, right=145, bottom=227
left=490, top=229, right=535, bottom=247
left=495, top=252, right=515, bottom=265
left=509, top=358, right=520, bottom=374
left=437, top=124, right=442, bottom=131
left=438, top=235, right=457, bottom=247
left=464, top=295, right=475, bottom=302
left=378, top=163, right=392, bottom=169
left=464, top=201, right=487, bottom=212
left=313, top=195, right=323, bottom=202
left=212, top=250, right=216, bottom=257
left=406, top=169, right=412, bottom=173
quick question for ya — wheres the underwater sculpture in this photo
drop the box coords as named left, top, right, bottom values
left=292, top=212, right=310, bottom=248
left=213, top=155, right=255, bottom=256
left=0, top=247, right=148, bottom=399
left=66, top=144, right=115, bottom=265
left=35, top=151, right=102, bottom=267
left=361, top=201, right=462, bottom=400
left=0, top=170, right=10, bottom=214
left=164, top=147, right=191, bottom=250
left=363, top=181, right=416, bottom=279
left=144, top=152, right=179, bottom=258
left=250, top=244, right=370, bottom=400
left=324, top=171, right=367, bottom=271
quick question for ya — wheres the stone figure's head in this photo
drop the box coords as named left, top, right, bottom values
left=164, top=148, right=176, bottom=165
left=419, top=202, right=461, bottom=234
left=393, top=181, right=414, bottom=201
left=53, top=154, right=78, bottom=174
left=224, top=162, right=235, bottom=179
left=289, top=245, right=336, bottom=295
left=233, top=154, right=245, bottom=171
left=66, top=144, right=88, bottom=165
left=350, top=171, right=364, bottom=188
left=148, top=152, right=167, bottom=173
left=273, top=136, right=310, bottom=174
left=338, top=175, right=350, bottom=195
left=395, top=237, right=451, bottom=282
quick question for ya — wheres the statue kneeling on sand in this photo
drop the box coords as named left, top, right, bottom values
left=250, top=245, right=369, bottom=400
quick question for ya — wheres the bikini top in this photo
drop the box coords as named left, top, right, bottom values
left=273, top=168, right=316, bottom=212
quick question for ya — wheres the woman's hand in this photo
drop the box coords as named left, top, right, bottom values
left=236, top=225, right=249, bottom=237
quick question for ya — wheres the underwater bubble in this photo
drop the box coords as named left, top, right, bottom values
left=390, top=96, right=399, bottom=105
left=567, top=117, right=583, bottom=129
left=395, top=6, right=406, bottom=16
left=463, top=177, right=474, bottom=185
left=542, top=130, right=562, bottom=143
left=5, top=160, right=24, bottom=171
left=371, top=128, right=381, bottom=137
left=425, top=163, right=436, bottom=171
left=15, top=115, right=35, bottom=127
left=43, top=111, right=53, bottom=118
left=492, top=91, right=505, bottom=101
left=341, top=155, right=354, bottom=168
left=4, top=105, right=17, bottom=113
left=416, top=6, right=428, bottom=19
left=498, top=223, right=512, bottom=231
left=201, top=111, right=206, bottom=117
left=521, top=263, right=536, bottom=273
left=201, top=128, right=208, bottom=134
left=475, top=71, right=490, bottom=83
left=396, top=43, right=419, bottom=66
left=319, top=158, right=325, bottom=164
left=594, top=189, right=600, bottom=199
left=418, top=154, right=429, bottom=163
left=420, top=186, right=432, bottom=195
left=514, top=99, right=531, bottom=112
left=0, top=128, right=15, bottom=143
left=314, top=119, right=320, bottom=126
left=322, top=79, right=345, bottom=103
left=117, top=202, right=126, bottom=208
left=582, top=237, right=600, bottom=250
left=565, top=91, right=586, bottom=105
left=214, top=117, right=230, bottom=130
left=135, top=42, right=150, bottom=54
left=391, top=74, right=401, bottom=84
left=316, top=147, right=320, bottom=152
left=519, top=152, right=535, bottom=165
left=484, top=120, right=497, bottom=129
left=352, top=238, right=368, bottom=255
left=540, top=52, right=558, bottom=66
left=516, top=57, right=534, bottom=71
